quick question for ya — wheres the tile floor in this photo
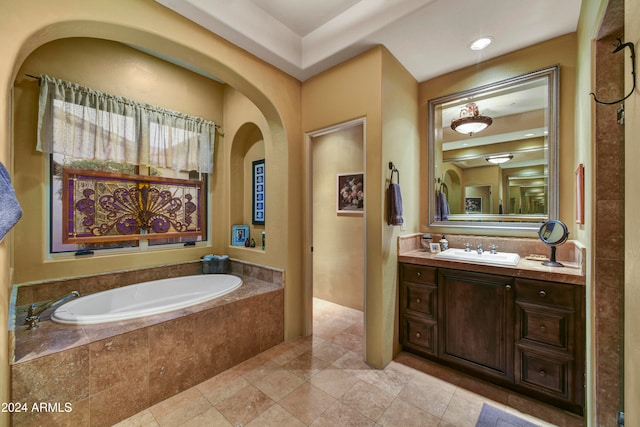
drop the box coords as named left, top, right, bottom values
left=116, top=298, right=584, bottom=427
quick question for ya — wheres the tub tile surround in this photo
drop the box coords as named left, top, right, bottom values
left=398, top=233, right=586, bottom=285
left=9, top=260, right=284, bottom=426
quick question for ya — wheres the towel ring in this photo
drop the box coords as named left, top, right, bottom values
left=388, top=162, right=399, bottom=184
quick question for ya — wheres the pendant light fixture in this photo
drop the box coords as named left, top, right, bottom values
left=450, top=102, right=492, bottom=136
left=486, top=154, right=513, bottom=164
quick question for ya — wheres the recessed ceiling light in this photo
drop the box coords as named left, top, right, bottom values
left=469, top=36, right=494, bottom=51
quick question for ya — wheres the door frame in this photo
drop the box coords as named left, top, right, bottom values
left=303, top=117, right=366, bottom=336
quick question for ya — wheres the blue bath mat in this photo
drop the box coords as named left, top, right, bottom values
left=475, top=404, right=540, bottom=427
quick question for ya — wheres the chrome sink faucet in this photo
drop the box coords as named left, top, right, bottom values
left=464, top=242, right=472, bottom=252
left=490, top=244, right=498, bottom=254
left=476, top=244, right=483, bottom=254
left=24, top=291, right=80, bottom=329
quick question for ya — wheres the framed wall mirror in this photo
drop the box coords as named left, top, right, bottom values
left=428, top=65, right=559, bottom=231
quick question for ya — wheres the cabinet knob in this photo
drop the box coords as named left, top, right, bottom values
left=539, top=370, right=547, bottom=377
left=539, top=290, right=547, bottom=297
left=415, top=332, right=421, bottom=338
left=416, top=298, right=421, bottom=304
left=416, top=271, right=422, bottom=278
left=540, top=325, right=546, bottom=332
left=505, top=284, right=512, bottom=290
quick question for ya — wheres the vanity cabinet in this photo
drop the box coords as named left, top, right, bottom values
left=399, top=264, right=438, bottom=356
left=438, top=269, right=514, bottom=382
left=399, top=263, right=585, bottom=415
left=514, top=278, right=584, bottom=414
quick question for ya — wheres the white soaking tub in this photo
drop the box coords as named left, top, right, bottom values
left=52, top=274, right=242, bottom=325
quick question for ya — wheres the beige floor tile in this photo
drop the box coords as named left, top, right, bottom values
left=330, top=330, right=364, bottom=353
left=377, top=399, right=441, bottom=427
left=149, top=388, right=212, bottom=427
left=311, top=338, right=349, bottom=363
left=398, top=374, right=455, bottom=418
left=339, top=380, right=395, bottom=421
left=253, top=368, right=306, bottom=401
left=332, top=350, right=372, bottom=372
left=245, top=404, right=306, bottom=427
left=309, top=366, right=360, bottom=399
left=181, top=407, right=233, bottom=427
left=196, top=369, right=250, bottom=406
left=214, top=384, right=274, bottom=426
left=113, top=409, right=160, bottom=427
left=278, top=381, right=337, bottom=424
left=283, top=350, right=331, bottom=380
left=440, top=392, right=484, bottom=427
left=239, top=360, right=281, bottom=384
left=310, top=401, right=375, bottom=426
left=353, top=364, right=413, bottom=397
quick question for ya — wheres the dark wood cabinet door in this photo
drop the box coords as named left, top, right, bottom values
left=438, top=269, right=514, bottom=381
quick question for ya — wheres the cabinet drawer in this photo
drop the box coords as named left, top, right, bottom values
left=403, top=315, right=437, bottom=355
left=516, top=348, right=571, bottom=399
left=515, top=279, right=575, bottom=309
left=517, top=302, right=572, bottom=350
left=402, top=264, right=437, bottom=285
left=403, top=283, right=437, bottom=318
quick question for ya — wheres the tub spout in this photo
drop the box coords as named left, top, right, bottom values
left=25, top=291, right=80, bottom=329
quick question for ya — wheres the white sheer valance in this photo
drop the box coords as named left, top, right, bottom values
left=36, top=75, right=216, bottom=173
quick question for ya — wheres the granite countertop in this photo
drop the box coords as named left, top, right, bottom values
left=399, top=249, right=585, bottom=285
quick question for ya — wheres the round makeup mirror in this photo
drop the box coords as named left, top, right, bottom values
left=538, top=220, right=569, bottom=267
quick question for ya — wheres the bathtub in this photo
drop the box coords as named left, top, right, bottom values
left=51, top=274, right=242, bottom=325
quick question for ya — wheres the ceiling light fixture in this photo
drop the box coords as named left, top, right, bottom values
left=451, top=102, right=493, bottom=135
left=486, top=154, right=514, bottom=164
left=469, top=36, right=493, bottom=51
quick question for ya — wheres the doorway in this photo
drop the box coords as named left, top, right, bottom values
left=305, top=118, right=366, bottom=351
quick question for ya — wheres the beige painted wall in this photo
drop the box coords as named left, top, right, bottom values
left=302, top=46, right=419, bottom=367
left=0, top=2, right=304, bottom=420
left=419, top=33, right=577, bottom=236
left=12, top=38, right=225, bottom=283
left=625, top=0, right=640, bottom=425
left=312, top=125, right=364, bottom=311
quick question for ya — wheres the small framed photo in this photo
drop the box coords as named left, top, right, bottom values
left=232, top=225, right=249, bottom=246
left=465, top=197, right=482, bottom=214
left=337, top=172, right=364, bottom=214
left=253, top=159, right=265, bottom=225
left=429, top=243, right=441, bottom=253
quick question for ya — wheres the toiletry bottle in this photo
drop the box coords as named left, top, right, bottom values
left=262, top=231, right=266, bottom=250
left=439, top=235, right=449, bottom=250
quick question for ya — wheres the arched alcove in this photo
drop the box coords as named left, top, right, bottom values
left=230, top=122, right=265, bottom=248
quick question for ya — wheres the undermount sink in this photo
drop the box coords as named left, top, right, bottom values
left=434, top=248, right=521, bottom=267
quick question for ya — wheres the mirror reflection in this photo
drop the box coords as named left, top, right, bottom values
left=429, top=66, right=558, bottom=230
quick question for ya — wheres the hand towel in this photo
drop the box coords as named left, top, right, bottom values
left=434, top=192, right=441, bottom=221
left=386, top=183, right=403, bottom=226
left=0, top=162, right=22, bottom=242
left=439, top=191, right=450, bottom=221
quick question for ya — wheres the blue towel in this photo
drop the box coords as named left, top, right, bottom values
left=0, top=162, right=22, bottom=242
left=386, top=183, right=403, bottom=226
left=439, top=191, right=450, bottom=221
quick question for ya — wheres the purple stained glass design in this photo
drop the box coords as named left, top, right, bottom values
left=63, top=169, right=204, bottom=243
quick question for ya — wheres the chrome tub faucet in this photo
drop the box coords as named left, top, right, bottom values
left=24, top=291, right=80, bottom=329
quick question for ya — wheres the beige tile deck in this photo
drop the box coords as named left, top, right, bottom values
left=115, top=298, right=584, bottom=427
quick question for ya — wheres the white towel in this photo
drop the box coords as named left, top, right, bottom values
left=0, top=162, right=22, bottom=242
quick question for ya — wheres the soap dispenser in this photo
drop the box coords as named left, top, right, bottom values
left=439, top=235, right=449, bottom=251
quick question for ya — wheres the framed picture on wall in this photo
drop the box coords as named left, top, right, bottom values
left=232, top=225, right=249, bottom=246
left=337, top=172, right=364, bottom=214
left=252, top=159, right=265, bottom=225
left=465, top=197, right=482, bottom=213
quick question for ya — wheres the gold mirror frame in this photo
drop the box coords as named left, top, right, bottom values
left=428, top=65, right=559, bottom=232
